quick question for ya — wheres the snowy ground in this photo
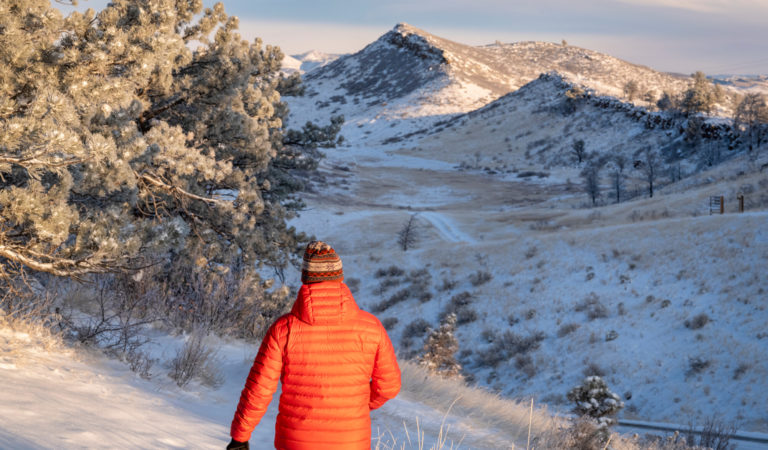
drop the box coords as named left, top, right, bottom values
left=287, top=128, right=768, bottom=438
left=0, top=321, right=542, bottom=449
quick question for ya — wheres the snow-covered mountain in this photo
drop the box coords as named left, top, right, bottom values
left=287, top=23, right=704, bottom=146
left=282, top=50, right=342, bottom=74
left=291, top=50, right=342, bottom=73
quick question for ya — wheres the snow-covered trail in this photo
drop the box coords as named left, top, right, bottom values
left=419, top=211, right=477, bottom=244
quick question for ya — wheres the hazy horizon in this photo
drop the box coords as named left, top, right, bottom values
left=58, top=0, right=768, bottom=75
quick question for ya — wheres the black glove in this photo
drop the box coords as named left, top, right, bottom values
left=226, top=438, right=249, bottom=450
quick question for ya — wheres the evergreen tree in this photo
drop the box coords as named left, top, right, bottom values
left=682, top=71, right=716, bottom=115
left=734, top=93, right=768, bottom=164
left=419, top=313, right=463, bottom=379
left=0, top=0, right=340, bottom=287
left=567, top=376, right=624, bottom=427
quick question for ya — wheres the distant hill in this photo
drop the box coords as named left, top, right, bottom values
left=282, top=50, right=343, bottom=74
left=285, top=23, right=712, bottom=143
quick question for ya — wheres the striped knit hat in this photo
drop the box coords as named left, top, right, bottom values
left=301, top=241, right=343, bottom=284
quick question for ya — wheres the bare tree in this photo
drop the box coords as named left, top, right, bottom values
left=397, top=214, right=420, bottom=251
left=623, top=80, right=639, bottom=101
left=580, top=156, right=602, bottom=206
left=700, top=141, right=722, bottom=167
left=572, top=139, right=587, bottom=165
left=637, top=147, right=662, bottom=198
left=607, top=154, right=627, bottom=203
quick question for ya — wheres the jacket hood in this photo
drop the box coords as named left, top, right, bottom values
left=290, top=281, right=359, bottom=325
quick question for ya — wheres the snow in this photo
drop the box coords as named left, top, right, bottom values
left=1, top=325, right=521, bottom=449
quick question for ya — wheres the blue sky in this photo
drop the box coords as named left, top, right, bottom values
left=64, top=0, right=768, bottom=74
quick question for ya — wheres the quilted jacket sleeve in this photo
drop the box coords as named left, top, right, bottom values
left=369, top=323, right=401, bottom=410
left=230, top=317, right=287, bottom=442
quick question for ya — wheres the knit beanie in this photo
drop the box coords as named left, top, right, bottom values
left=301, top=241, right=343, bottom=284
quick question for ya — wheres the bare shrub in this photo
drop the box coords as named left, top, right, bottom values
left=582, top=362, right=607, bottom=378
left=376, top=277, right=403, bottom=293
left=686, top=415, right=737, bottom=450
left=733, top=363, right=750, bottom=380
left=372, top=288, right=410, bottom=312
left=515, top=354, right=537, bottom=378
left=475, top=330, right=545, bottom=367
left=550, top=416, right=608, bottom=450
left=469, top=270, right=493, bottom=286
left=558, top=323, right=581, bottom=337
left=437, top=291, right=476, bottom=325
left=375, top=266, right=405, bottom=278
left=345, top=277, right=361, bottom=291
left=685, top=313, right=710, bottom=330
left=438, top=277, right=457, bottom=291
left=381, top=317, right=398, bottom=330
left=0, top=276, right=59, bottom=331
left=162, top=255, right=290, bottom=341
left=525, top=246, right=538, bottom=259
left=125, top=348, right=156, bottom=380
left=168, top=331, right=223, bottom=388
left=686, top=357, right=711, bottom=378
left=455, top=307, right=478, bottom=324
left=407, top=269, right=433, bottom=303
left=60, top=275, right=158, bottom=355
left=402, top=318, right=431, bottom=340
left=574, top=293, right=608, bottom=320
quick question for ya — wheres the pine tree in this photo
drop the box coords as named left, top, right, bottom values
left=419, top=313, right=463, bottom=379
left=734, top=93, right=768, bottom=164
left=567, top=376, right=624, bottom=427
left=682, top=71, right=716, bottom=115
left=0, top=0, right=340, bottom=287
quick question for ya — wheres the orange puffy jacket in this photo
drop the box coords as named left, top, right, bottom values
left=230, top=280, right=401, bottom=449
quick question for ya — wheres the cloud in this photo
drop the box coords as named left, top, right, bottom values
left=614, top=0, right=768, bottom=15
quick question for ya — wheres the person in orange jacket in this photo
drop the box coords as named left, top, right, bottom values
left=227, top=241, right=401, bottom=449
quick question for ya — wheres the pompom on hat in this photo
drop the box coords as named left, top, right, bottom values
left=301, top=241, right=343, bottom=284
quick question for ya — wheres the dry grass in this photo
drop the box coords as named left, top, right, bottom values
left=381, top=361, right=700, bottom=450
left=395, top=361, right=558, bottom=446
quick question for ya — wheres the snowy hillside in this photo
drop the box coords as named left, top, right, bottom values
left=0, top=320, right=556, bottom=449
left=286, top=23, right=741, bottom=149
left=396, top=72, right=718, bottom=187
left=281, top=22, right=768, bottom=441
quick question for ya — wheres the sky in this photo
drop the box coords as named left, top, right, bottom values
left=62, top=0, right=768, bottom=75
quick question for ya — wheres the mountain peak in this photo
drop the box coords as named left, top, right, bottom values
left=392, top=22, right=424, bottom=36
left=381, top=23, right=447, bottom=64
